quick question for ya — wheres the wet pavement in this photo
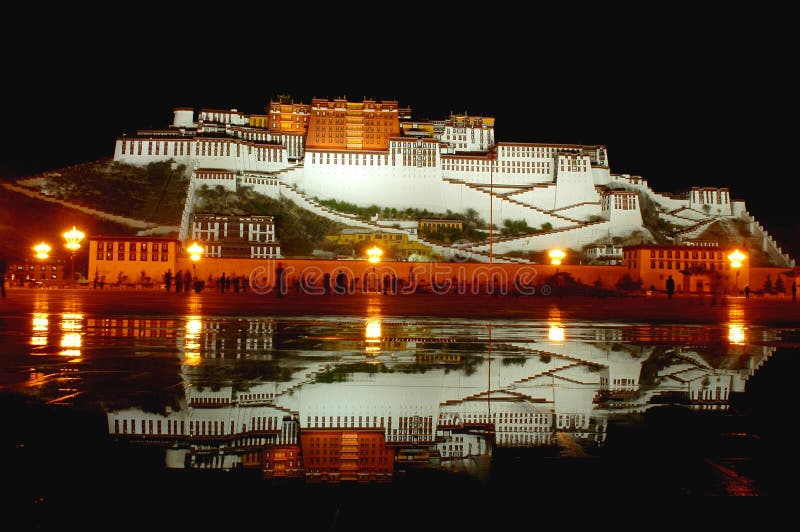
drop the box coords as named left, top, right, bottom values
left=1, top=288, right=798, bottom=527
left=3, top=286, right=800, bottom=325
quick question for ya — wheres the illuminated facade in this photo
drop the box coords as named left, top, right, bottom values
left=305, top=97, right=401, bottom=151
left=623, top=243, right=749, bottom=294
left=110, top=97, right=793, bottom=265
left=6, top=259, right=66, bottom=285
left=267, top=95, right=310, bottom=135
left=442, top=114, right=495, bottom=153
left=191, top=213, right=280, bottom=259
left=88, top=236, right=179, bottom=287
left=325, top=229, right=430, bottom=258
left=418, top=218, right=464, bottom=232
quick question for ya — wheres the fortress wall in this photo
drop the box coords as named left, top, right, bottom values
left=172, top=257, right=630, bottom=294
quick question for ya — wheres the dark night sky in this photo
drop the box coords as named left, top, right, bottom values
left=1, top=11, right=795, bottom=257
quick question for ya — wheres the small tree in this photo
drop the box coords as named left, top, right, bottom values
left=615, top=273, right=643, bottom=293
left=775, top=275, right=786, bottom=294
left=763, top=275, right=774, bottom=295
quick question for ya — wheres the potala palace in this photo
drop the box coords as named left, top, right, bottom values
left=113, top=96, right=793, bottom=265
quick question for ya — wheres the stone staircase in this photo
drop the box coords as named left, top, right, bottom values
left=465, top=219, right=609, bottom=254
left=276, top=182, right=523, bottom=263
left=672, top=217, right=719, bottom=240
left=443, top=177, right=583, bottom=226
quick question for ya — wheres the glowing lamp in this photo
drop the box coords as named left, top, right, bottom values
left=34, top=242, right=51, bottom=260
left=63, top=226, right=84, bottom=252
left=728, top=249, right=745, bottom=269
left=187, top=242, right=204, bottom=261
left=367, top=246, right=383, bottom=264
left=549, top=248, right=566, bottom=266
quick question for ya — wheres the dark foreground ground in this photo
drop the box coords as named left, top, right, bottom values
left=3, top=287, right=800, bottom=327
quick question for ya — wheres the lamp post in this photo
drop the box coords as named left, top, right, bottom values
left=728, top=249, right=745, bottom=296
left=366, top=246, right=382, bottom=293
left=63, top=226, right=84, bottom=287
left=489, top=150, right=494, bottom=264
left=187, top=242, right=204, bottom=285
left=549, top=249, right=566, bottom=267
left=367, top=246, right=382, bottom=264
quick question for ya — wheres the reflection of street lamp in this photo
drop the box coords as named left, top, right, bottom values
left=548, top=323, right=565, bottom=342
left=187, top=242, right=204, bottom=281
left=728, top=249, right=746, bottom=295
left=365, top=317, right=381, bottom=355
left=367, top=246, right=383, bottom=264
left=728, top=324, right=745, bottom=345
left=63, top=226, right=85, bottom=287
left=33, top=242, right=51, bottom=285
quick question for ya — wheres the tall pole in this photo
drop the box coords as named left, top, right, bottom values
left=489, top=150, right=493, bottom=264
left=70, top=253, right=75, bottom=288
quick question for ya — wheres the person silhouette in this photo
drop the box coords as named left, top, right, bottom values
left=744, top=285, right=750, bottom=300
left=0, top=256, right=7, bottom=298
left=665, top=275, right=675, bottom=300
left=164, top=269, right=172, bottom=293
left=792, top=281, right=797, bottom=301
left=276, top=263, right=285, bottom=297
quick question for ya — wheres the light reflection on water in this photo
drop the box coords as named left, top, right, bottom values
left=6, top=309, right=787, bottom=489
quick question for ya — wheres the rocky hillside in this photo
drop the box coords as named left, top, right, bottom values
left=36, top=159, right=189, bottom=226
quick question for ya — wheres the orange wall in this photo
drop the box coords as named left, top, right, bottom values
left=306, top=98, right=399, bottom=151
left=176, top=257, right=630, bottom=294
left=750, top=266, right=798, bottom=295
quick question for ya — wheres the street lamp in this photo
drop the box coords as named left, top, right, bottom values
left=34, top=242, right=51, bottom=260
left=549, top=249, right=566, bottom=266
left=728, top=249, right=746, bottom=296
left=367, top=246, right=383, bottom=264
left=187, top=242, right=204, bottom=283
left=63, top=226, right=85, bottom=287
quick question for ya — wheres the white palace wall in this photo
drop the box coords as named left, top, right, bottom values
left=508, top=186, right=558, bottom=211
left=554, top=169, right=600, bottom=208
left=299, top=155, right=447, bottom=213
left=115, top=138, right=289, bottom=173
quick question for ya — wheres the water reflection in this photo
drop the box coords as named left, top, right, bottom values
left=728, top=306, right=747, bottom=345
left=365, top=317, right=381, bottom=355
left=35, top=315, right=768, bottom=484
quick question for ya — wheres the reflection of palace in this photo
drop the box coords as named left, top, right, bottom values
left=105, top=316, right=776, bottom=482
